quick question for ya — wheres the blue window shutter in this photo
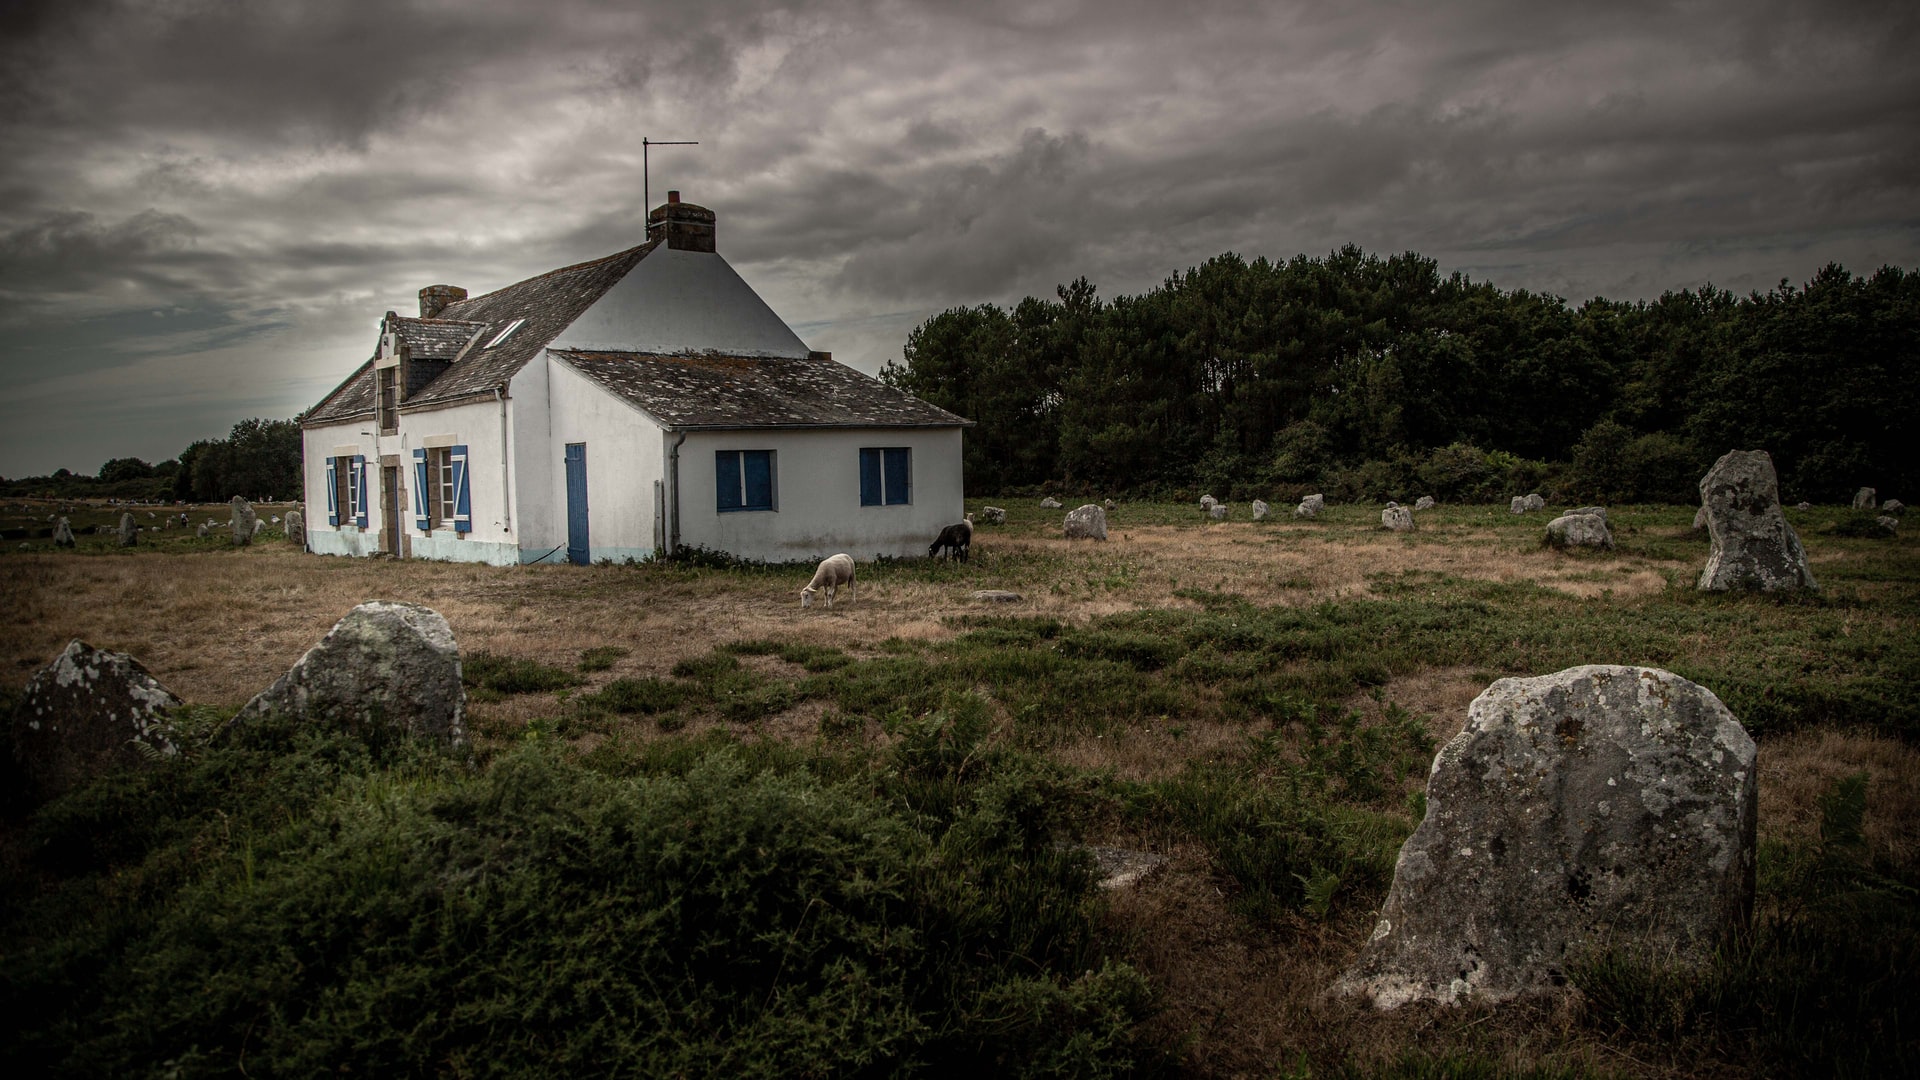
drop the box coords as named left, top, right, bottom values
left=859, top=448, right=881, bottom=506
left=883, top=448, right=910, bottom=505
left=716, top=451, right=742, bottom=511
left=744, top=450, right=773, bottom=510
left=451, top=445, right=471, bottom=533
left=353, top=455, right=369, bottom=528
left=325, top=458, right=339, bottom=526
left=412, top=448, right=430, bottom=530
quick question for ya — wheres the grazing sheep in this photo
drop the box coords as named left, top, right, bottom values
left=929, top=516, right=974, bottom=561
left=801, top=553, right=856, bottom=610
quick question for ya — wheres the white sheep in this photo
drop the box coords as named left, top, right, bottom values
left=800, top=552, right=856, bottom=610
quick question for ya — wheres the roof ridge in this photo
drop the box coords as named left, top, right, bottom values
left=439, top=240, right=655, bottom=312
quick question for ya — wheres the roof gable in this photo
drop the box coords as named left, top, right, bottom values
left=548, top=247, right=812, bottom=359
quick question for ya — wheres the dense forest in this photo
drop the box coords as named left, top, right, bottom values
left=883, top=250, right=1919, bottom=504
left=0, top=418, right=302, bottom=504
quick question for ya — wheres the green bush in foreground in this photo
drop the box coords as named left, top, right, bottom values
left=1, top=713, right=1149, bottom=1078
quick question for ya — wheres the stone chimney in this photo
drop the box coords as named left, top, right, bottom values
left=419, top=284, right=467, bottom=319
left=647, top=191, right=717, bottom=253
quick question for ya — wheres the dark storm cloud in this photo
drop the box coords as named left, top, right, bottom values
left=0, top=0, right=1915, bottom=475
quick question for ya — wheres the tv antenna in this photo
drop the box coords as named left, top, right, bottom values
left=643, top=137, right=699, bottom=216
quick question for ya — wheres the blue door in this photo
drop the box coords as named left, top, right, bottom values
left=565, top=443, right=589, bottom=565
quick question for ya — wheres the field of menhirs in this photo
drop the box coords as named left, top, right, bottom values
left=2, top=499, right=1916, bottom=1077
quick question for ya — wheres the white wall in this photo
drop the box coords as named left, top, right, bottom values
left=547, top=248, right=811, bottom=358
left=540, top=357, right=667, bottom=563
left=300, top=397, right=521, bottom=565
left=676, top=427, right=965, bottom=563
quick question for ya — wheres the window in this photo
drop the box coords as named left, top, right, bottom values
left=377, top=368, right=398, bottom=433
left=485, top=318, right=526, bottom=348
left=859, top=447, right=911, bottom=506
left=412, top=444, right=471, bottom=534
left=427, top=448, right=455, bottom=526
left=335, top=456, right=355, bottom=526
left=716, top=450, right=775, bottom=512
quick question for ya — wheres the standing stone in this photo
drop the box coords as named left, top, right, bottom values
left=1103, top=498, right=1117, bottom=510
left=196, top=523, right=209, bottom=539
left=1208, top=504, right=1228, bottom=521
left=1296, top=493, right=1325, bottom=519
left=1883, top=499, right=1905, bottom=516
left=252, top=518, right=265, bottom=538
left=8, top=641, right=183, bottom=804
left=118, top=513, right=137, bottom=547
left=1251, top=499, right=1271, bottom=521
left=1382, top=506, right=1415, bottom=532
left=1546, top=512, right=1614, bottom=549
left=980, top=506, right=1006, bottom=525
left=1200, top=494, right=1217, bottom=510
left=1853, top=487, right=1877, bottom=511
left=1064, top=504, right=1108, bottom=540
left=1414, top=496, right=1436, bottom=511
left=229, top=601, right=467, bottom=751
left=1510, top=497, right=1528, bottom=515
left=1794, top=502, right=1811, bottom=511
left=53, top=517, right=76, bottom=548
left=1565, top=506, right=1608, bottom=521
left=1697, top=450, right=1817, bottom=592
left=1693, top=504, right=1709, bottom=531
left=286, top=508, right=306, bottom=546
left=1877, top=516, right=1900, bottom=533
left=1335, top=666, right=1757, bottom=1009
left=1039, top=497, right=1062, bottom=509
left=230, top=496, right=257, bottom=545
left=1523, top=493, right=1546, bottom=512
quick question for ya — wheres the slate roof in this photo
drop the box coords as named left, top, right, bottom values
left=551, top=350, right=971, bottom=430
left=305, top=242, right=654, bottom=425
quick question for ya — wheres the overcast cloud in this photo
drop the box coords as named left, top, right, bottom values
left=2, top=0, right=1915, bottom=476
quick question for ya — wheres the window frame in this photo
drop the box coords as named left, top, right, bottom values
left=715, top=449, right=777, bottom=513
left=858, top=447, right=912, bottom=507
left=334, top=456, right=355, bottom=529
left=427, top=447, right=455, bottom=528
left=376, top=367, right=398, bottom=434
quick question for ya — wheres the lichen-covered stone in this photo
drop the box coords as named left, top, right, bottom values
left=1693, top=504, right=1709, bottom=530
left=1546, top=513, right=1613, bottom=549
left=970, top=590, right=1022, bottom=603
left=1208, top=504, right=1228, bottom=521
left=1296, top=494, right=1325, bottom=518
left=1510, top=497, right=1527, bottom=515
left=979, top=506, right=1006, bottom=525
left=1853, top=487, right=1877, bottom=511
left=53, top=517, right=75, bottom=548
left=1415, top=496, right=1436, bottom=511
left=1382, top=506, right=1415, bottom=532
left=1335, top=666, right=1756, bottom=1009
left=1103, top=498, right=1117, bottom=510
left=286, top=508, right=305, bottom=546
left=1200, top=494, right=1217, bottom=510
left=1697, top=450, right=1817, bottom=592
left=1884, top=499, right=1905, bottom=516
left=1878, top=515, right=1899, bottom=533
left=230, top=496, right=257, bottom=545
left=8, top=641, right=182, bottom=804
left=1064, top=504, right=1108, bottom=540
left=1039, top=497, right=1062, bottom=509
left=231, top=601, right=467, bottom=751
left=117, top=513, right=137, bottom=546
left=1252, top=499, right=1271, bottom=521
left=1566, top=506, right=1607, bottom=521
left=1523, top=494, right=1546, bottom=512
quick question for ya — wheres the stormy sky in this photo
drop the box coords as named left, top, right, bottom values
left=2, top=0, right=1915, bottom=478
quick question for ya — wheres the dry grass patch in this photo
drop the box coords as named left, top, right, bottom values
left=1758, top=727, right=1920, bottom=866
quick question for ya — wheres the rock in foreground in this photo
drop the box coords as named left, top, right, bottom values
left=9, top=641, right=182, bottom=804
left=1697, top=450, right=1817, bottom=592
left=1335, top=666, right=1757, bottom=1010
left=232, top=601, right=467, bottom=751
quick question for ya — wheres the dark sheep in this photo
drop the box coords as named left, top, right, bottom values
left=929, top=517, right=973, bottom=562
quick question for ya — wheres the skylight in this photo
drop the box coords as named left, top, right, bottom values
left=485, top=318, right=527, bottom=349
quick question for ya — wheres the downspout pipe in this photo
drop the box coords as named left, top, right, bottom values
left=668, top=429, right=686, bottom=556
left=494, top=387, right=513, bottom=535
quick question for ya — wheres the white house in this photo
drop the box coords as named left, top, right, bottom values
left=300, top=194, right=970, bottom=565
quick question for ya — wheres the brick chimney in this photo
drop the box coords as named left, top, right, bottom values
left=647, top=191, right=717, bottom=253
left=419, top=284, right=467, bottom=319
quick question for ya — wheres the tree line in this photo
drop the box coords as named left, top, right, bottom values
left=882, top=249, right=1919, bottom=504
left=1, top=418, right=302, bottom=503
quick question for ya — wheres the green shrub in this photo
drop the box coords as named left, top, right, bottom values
left=577, top=645, right=630, bottom=672
left=463, top=651, right=579, bottom=695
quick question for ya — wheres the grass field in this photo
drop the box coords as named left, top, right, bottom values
left=2, top=498, right=1915, bottom=1077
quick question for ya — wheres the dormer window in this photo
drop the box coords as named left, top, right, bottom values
left=485, top=318, right=527, bottom=348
